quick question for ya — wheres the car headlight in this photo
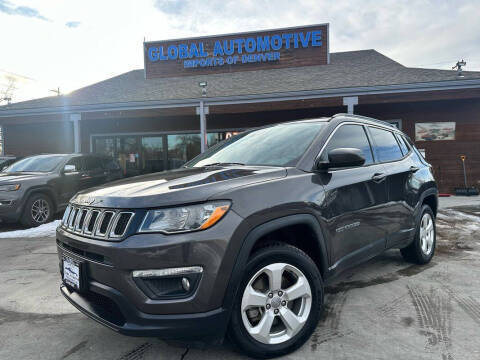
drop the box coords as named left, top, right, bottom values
left=0, top=184, right=20, bottom=191
left=139, top=201, right=231, bottom=234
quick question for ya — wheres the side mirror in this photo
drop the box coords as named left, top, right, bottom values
left=63, top=164, right=77, bottom=174
left=316, top=148, right=365, bottom=170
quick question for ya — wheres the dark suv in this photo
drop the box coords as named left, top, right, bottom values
left=57, top=114, right=437, bottom=358
left=0, top=154, right=122, bottom=226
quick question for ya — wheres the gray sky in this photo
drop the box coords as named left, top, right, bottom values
left=0, top=0, right=479, bottom=102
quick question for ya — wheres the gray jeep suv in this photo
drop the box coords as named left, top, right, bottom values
left=56, top=114, right=438, bottom=358
left=0, top=154, right=122, bottom=226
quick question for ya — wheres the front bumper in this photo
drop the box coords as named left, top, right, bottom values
left=60, top=283, right=228, bottom=340
left=0, top=197, right=22, bottom=222
left=56, top=209, right=244, bottom=340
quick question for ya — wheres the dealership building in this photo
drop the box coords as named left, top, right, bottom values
left=1, top=23, right=480, bottom=193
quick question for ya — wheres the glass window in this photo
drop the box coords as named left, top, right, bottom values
left=6, top=155, right=65, bottom=173
left=369, top=127, right=403, bottom=162
left=0, top=126, right=4, bottom=156
left=66, top=157, right=86, bottom=172
left=207, top=132, right=227, bottom=147
left=94, top=137, right=115, bottom=157
left=142, top=136, right=165, bottom=173
left=396, top=134, right=410, bottom=156
left=320, top=124, right=373, bottom=165
left=84, top=156, right=103, bottom=171
left=102, top=158, right=120, bottom=171
left=118, top=136, right=141, bottom=177
left=168, top=134, right=201, bottom=169
left=186, top=122, right=326, bottom=168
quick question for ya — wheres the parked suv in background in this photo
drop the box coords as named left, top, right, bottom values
left=57, top=114, right=437, bottom=358
left=0, top=154, right=123, bottom=226
left=0, top=155, right=19, bottom=170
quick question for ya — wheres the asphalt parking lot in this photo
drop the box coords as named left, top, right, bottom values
left=0, top=198, right=479, bottom=360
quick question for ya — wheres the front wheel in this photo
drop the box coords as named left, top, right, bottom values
left=228, top=243, right=323, bottom=358
left=21, top=194, right=54, bottom=227
left=401, top=205, right=436, bottom=264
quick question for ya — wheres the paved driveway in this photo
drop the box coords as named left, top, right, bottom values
left=0, top=204, right=479, bottom=360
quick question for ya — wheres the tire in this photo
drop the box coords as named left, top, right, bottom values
left=228, top=243, right=324, bottom=359
left=21, top=193, right=54, bottom=227
left=400, top=205, right=436, bottom=264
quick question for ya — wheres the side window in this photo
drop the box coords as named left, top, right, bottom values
left=66, top=157, right=85, bottom=171
left=395, top=133, right=410, bottom=156
left=85, top=156, right=103, bottom=171
left=102, top=158, right=120, bottom=171
left=321, top=124, right=374, bottom=165
left=404, top=136, right=427, bottom=164
left=369, top=127, right=403, bottom=162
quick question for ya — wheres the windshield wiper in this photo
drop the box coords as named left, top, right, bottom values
left=203, top=162, right=245, bottom=167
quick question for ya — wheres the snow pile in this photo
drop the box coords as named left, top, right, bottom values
left=0, top=220, right=61, bottom=238
left=437, top=209, right=480, bottom=234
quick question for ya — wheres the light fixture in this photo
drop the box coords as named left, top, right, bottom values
left=199, top=81, right=208, bottom=97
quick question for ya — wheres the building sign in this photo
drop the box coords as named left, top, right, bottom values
left=144, top=24, right=329, bottom=78
left=415, top=122, right=456, bottom=141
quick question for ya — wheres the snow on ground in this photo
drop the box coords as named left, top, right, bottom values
left=438, top=209, right=480, bottom=223
left=0, top=220, right=61, bottom=238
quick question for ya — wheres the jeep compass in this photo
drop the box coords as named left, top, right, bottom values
left=56, top=114, right=438, bottom=358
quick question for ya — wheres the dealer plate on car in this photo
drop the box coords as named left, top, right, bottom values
left=63, top=256, right=81, bottom=290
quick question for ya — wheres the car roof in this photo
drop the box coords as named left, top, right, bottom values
left=266, top=114, right=398, bottom=131
left=20, top=153, right=110, bottom=159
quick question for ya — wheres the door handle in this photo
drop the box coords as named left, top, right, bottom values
left=371, top=173, right=386, bottom=183
left=410, top=166, right=420, bottom=173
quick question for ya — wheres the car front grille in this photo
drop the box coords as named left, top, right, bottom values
left=61, top=205, right=134, bottom=240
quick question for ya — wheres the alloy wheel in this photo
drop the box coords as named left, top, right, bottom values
left=419, top=212, right=434, bottom=256
left=31, top=198, right=50, bottom=223
left=240, top=263, right=312, bottom=345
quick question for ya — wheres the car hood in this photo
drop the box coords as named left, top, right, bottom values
left=0, top=172, right=47, bottom=182
left=71, top=166, right=287, bottom=209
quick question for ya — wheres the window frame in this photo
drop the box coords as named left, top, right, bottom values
left=365, top=125, right=410, bottom=164
left=394, top=133, right=412, bottom=157
left=317, top=122, right=376, bottom=170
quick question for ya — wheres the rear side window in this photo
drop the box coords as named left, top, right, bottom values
left=369, top=127, right=403, bottom=162
left=66, top=157, right=86, bottom=171
left=396, top=134, right=410, bottom=156
left=321, top=124, right=374, bottom=165
left=85, top=156, right=103, bottom=171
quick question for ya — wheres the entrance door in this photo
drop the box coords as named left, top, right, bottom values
left=117, top=136, right=141, bottom=177
left=141, top=136, right=165, bottom=173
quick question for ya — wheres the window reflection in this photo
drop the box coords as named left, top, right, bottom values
left=92, top=131, right=233, bottom=176
left=142, top=137, right=164, bottom=173
left=167, top=134, right=201, bottom=169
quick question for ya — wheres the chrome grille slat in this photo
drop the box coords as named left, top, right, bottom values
left=109, top=212, right=134, bottom=238
left=68, top=207, right=78, bottom=229
left=74, top=209, right=88, bottom=233
left=61, top=206, right=133, bottom=240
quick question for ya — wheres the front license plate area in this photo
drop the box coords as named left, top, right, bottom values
left=63, top=256, right=82, bottom=290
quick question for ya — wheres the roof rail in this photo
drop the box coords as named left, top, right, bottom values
left=332, top=113, right=397, bottom=129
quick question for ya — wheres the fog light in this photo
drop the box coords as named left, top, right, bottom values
left=182, top=277, right=190, bottom=291
left=132, top=266, right=202, bottom=300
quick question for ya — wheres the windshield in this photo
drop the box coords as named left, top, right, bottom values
left=4, top=155, right=65, bottom=173
left=186, top=122, right=326, bottom=168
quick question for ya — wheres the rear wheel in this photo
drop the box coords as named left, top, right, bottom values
left=401, top=205, right=436, bottom=264
left=21, top=194, right=54, bottom=227
left=228, top=243, right=323, bottom=358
